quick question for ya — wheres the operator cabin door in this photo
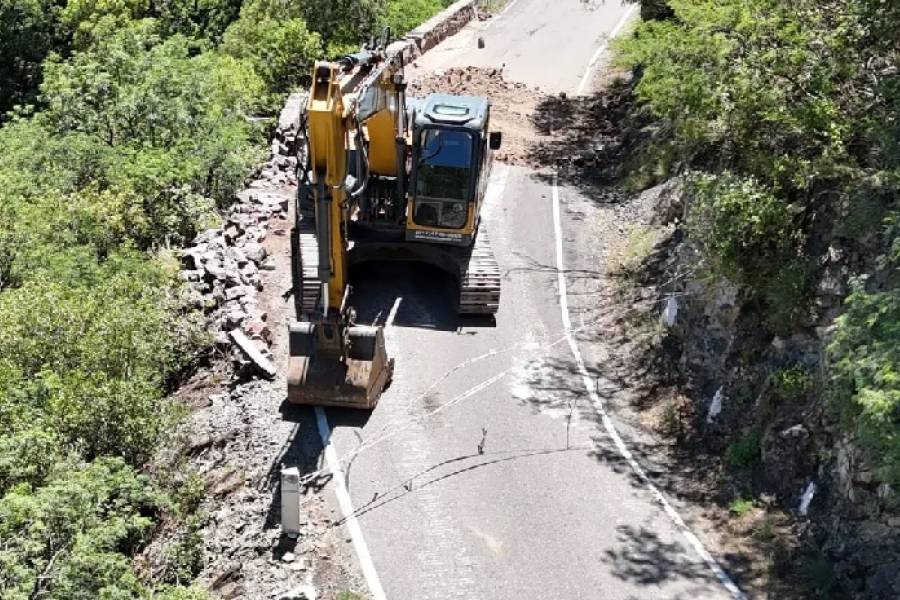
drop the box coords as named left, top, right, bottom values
left=413, top=127, right=475, bottom=232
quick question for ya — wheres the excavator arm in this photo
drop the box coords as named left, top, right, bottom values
left=306, top=61, right=350, bottom=315
left=287, top=46, right=405, bottom=409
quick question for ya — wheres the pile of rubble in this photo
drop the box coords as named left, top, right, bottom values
left=179, top=94, right=305, bottom=379
left=408, top=66, right=547, bottom=165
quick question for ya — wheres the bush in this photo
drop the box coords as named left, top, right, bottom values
left=379, top=0, right=444, bottom=35
left=772, top=365, right=813, bottom=402
left=685, top=171, right=808, bottom=329
left=162, top=518, right=205, bottom=585
left=829, top=283, right=900, bottom=485
left=39, top=21, right=267, bottom=209
left=0, top=0, right=62, bottom=115
left=729, top=497, right=754, bottom=517
left=0, top=0, right=457, bottom=596
left=686, top=172, right=800, bottom=286
left=725, top=432, right=761, bottom=469
left=0, top=458, right=164, bottom=599
left=616, top=0, right=899, bottom=334
left=221, top=15, right=322, bottom=93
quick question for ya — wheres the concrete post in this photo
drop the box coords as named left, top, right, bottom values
left=281, top=466, right=301, bottom=538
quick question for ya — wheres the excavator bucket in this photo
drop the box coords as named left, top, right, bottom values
left=286, top=322, right=394, bottom=409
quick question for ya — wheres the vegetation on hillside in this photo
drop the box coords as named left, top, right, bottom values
left=618, top=0, right=899, bottom=483
left=0, top=0, right=451, bottom=596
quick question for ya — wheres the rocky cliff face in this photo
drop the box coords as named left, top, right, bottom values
left=642, top=181, right=900, bottom=598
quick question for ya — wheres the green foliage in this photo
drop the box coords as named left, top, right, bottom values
left=729, top=497, right=754, bottom=517
left=0, top=0, right=453, bottom=595
left=0, top=262, right=205, bottom=463
left=299, top=0, right=381, bottom=53
left=685, top=171, right=808, bottom=326
left=725, top=432, right=762, bottom=469
left=162, top=518, right=205, bottom=585
left=152, top=0, right=243, bottom=41
left=772, top=365, right=813, bottom=402
left=0, top=458, right=165, bottom=599
left=618, top=1, right=881, bottom=189
left=221, top=12, right=322, bottom=93
left=61, top=0, right=243, bottom=47
left=38, top=23, right=267, bottom=210
left=686, top=172, right=800, bottom=285
left=0, top=0, right=62, bottom=116
left=379, top=0, right=444, bottom=36
left=618, top=0, right=899, bottom=328
left=829, top=282, right=900, bottom=485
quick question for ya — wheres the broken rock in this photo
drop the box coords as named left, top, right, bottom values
left=225, top=246, right=249, bottom=267
left=243, top=319, right=270, bottom=342
left=278, top=585, right=317, bottom=600
left=242, top=242, right=266, bottom=264
left=225, top=285, right=255, bottom=302
left=230, top=330, right=277, bottom=378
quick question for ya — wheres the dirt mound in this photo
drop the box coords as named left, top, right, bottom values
left=407, top=66, right=639, bottom=199
left=408, top=66, right=548, bottom=165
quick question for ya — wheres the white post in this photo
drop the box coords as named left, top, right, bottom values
left=281, top=466, right=301, bottom=538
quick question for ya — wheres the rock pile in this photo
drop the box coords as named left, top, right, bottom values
left=408, top=66, right=547, bottom=165
left=179, top=93, right=305, bottom=378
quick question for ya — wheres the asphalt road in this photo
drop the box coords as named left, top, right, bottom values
left=321, top=2, right=740, bottom=598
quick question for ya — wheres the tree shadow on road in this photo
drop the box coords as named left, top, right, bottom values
left=604, top=524, right=714, bottom=586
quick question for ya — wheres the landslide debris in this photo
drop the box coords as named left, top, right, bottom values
left=408, top=65, right=641, bottom=200
left=408, top=66, right=547, bottom=165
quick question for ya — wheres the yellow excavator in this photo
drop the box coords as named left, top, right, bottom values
left=287, top=34, right=502, bottom=409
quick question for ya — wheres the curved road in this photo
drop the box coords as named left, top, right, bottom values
left=318, top=2, right=741, bottom=599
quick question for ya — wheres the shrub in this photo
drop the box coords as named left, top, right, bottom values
left=685, top=172, right=800, bottom=289
left=725, top=432, right=762, bottom=469
left=0, top=0, right=62, bottom=115
left=221, top=15, right=322, bottom=94
left=379, top=0, right=444, bottom=36
left=39, top=22, right=267, bottom=208
left=772, top=365, right=814, bottom=402
left=829, top=283, right=900, bottom=485
left=0, top=458, right=164, bottom=599
left=162, top=518, right=205, bottom=585
left=729, top=497, right=754, bottom=517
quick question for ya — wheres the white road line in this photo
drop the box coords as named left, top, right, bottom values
left=314, top=298, right=400, bottom=600
left=386, top=297, right=403, bottom=328
left=315, top=409, right=387, bottom=600
left=483, top=0, right=522, bottom=31
left=313, top=164, right=508, bottom=600
left=575, top=3, right=637, bottom=95
left=551, top=175, right=747, bottom=599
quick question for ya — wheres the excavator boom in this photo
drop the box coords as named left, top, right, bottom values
left=287, top=57, right=398, bottom=409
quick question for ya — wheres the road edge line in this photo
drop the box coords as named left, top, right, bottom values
left=483, top=0, right=522, bottom=31
left=576, top=3, right=637, bottom=95
left=551, top=174, right=747, bottom=600
left=315, top=407, right=388, bottom=600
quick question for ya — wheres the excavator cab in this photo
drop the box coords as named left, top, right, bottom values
left=406, top=94, right=501, bottom=246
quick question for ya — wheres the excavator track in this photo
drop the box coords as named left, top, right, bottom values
left=458, top=228, right=501, bottom=315
left=291, top=216, right=322, bottom=319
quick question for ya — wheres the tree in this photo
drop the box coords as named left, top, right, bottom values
left=0, top=0, right=62, bottom=116
left=221, top=13, right=322, bottom=92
